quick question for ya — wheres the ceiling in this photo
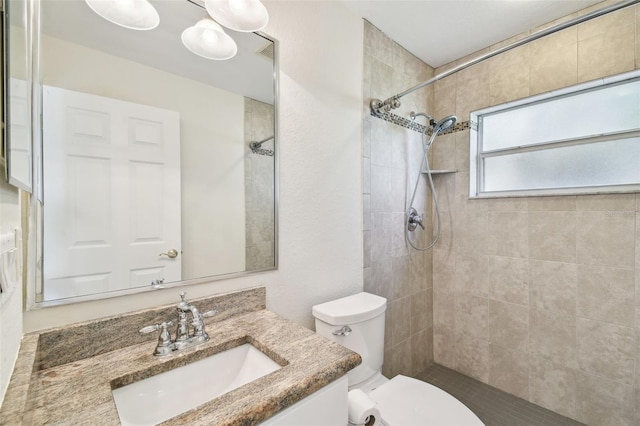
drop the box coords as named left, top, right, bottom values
left=41, top=0, right=607, bottom=102
left=341, top=0, right=603, bottom=68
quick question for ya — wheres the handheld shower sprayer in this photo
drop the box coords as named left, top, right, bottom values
left=410, top=111, right=457, bottom=134
left=405, top=112, right=458, bottom=251
left=433, top=115, right=457, bottom=133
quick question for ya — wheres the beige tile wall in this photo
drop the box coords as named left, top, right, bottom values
left=244, top=98, right=275, bottom=270
left=431, top=3, right=640, bottom=424
left=362, top=20, right=436, bottom=378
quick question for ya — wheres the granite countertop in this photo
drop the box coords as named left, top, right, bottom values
left=0, top=288, right=361, bottom=425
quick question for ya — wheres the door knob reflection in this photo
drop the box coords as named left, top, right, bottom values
left=159, top=249, right=179, bottom=259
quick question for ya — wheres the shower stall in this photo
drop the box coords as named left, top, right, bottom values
left=363, top=1, right=640, bottom=424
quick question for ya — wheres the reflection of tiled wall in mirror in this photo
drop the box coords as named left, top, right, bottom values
left=244, top=98, right=275, bottom=270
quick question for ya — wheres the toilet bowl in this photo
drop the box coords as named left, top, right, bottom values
left=312, top=292, right=484, bottom=426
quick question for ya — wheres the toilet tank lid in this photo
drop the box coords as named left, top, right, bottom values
left=312, top=292, right=387, bottom=325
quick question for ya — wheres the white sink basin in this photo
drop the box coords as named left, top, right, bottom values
left=112, top=343, right=281, bottom=425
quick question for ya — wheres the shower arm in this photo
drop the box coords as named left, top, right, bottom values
left=370, top=0, right=640, bottom=115
left=250, top=136, right=274, bottom=149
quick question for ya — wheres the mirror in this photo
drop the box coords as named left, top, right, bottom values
left=30, top=0, right=277, bottom=305
left=4, top=0, right=33, bottom=192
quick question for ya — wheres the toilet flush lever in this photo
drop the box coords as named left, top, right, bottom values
left=333, top=325, right=352, bottom=336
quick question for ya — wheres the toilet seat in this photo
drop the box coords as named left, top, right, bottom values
left=367, top=375, right=484, bottom=426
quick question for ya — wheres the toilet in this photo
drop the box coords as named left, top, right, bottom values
left=312, top=292, right=484, bottom=426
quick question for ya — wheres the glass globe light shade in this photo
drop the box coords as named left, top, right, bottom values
left=85, top=0, right=159, bottom=30
left=181, top=18, right=238, bottom=61
left=204, top=0, right=269, bottom=32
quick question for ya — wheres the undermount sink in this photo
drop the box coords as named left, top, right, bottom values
left=112, top=343, right=282, bottom=426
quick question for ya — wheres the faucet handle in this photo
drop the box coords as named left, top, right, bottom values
left=139, top=320, right=174, bottom=334
left=140, top=324, right=159, bottom=334
left=191, top=310, right=216, bottom=343
left=140, top=321, right=176, bottom=356
left=202, top=309, right=218, bottom=318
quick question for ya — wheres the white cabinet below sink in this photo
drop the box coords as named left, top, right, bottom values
left=261, top=376, right=348, bottom=426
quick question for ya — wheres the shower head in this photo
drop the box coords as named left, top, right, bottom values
left=423, top=115, right=458, bottom=150
left=410, top=112, right=457, bottom=134
left=433, top=115, right=457, bottom=134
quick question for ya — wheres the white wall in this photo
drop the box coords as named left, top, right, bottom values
left=23, top=0, right=364, bottom=332
left=0, top=169, right=23, bottom=403
left=40, top=35, right=247, bottom=280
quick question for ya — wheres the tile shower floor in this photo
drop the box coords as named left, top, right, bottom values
left=417, top=364, right=585, bottom=426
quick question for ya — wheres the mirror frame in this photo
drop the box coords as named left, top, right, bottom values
left=3, top=0, right=34, bottom=193
left=25, top=0, right=279, bottom=309
left=1, top=1, right=5, bottom=173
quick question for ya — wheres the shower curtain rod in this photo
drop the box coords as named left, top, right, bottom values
left=370, top=0, right=640, bottom=115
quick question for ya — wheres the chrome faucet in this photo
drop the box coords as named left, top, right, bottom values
left=140, top=292, right=217, bottom=356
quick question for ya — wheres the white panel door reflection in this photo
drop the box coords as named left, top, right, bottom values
left=8, top=78, right=32, bottom=191
left=43, top=86, right=181, bottom=299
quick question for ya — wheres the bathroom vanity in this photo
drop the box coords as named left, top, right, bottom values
left=0, top=288, right=360, bottom=425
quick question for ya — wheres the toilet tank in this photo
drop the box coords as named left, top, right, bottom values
left=312, top=292, right=386, bottom=387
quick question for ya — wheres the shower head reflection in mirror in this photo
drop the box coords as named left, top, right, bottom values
left=249, top=136, right=275, bottom=157
left=406, top=112, right=457, bottom=251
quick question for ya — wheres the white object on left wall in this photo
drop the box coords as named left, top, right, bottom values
left=0, top=228, right=22, bottom=301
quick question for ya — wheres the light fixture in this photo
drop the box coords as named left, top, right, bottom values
left=85, top=0, right=160, bottom=30
left=181, top=18, right=238, bottom=60
left=204, top=0, right=269, bottom=32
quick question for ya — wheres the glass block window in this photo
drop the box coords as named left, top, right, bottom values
left=469, top=70, right=640, bottom=198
